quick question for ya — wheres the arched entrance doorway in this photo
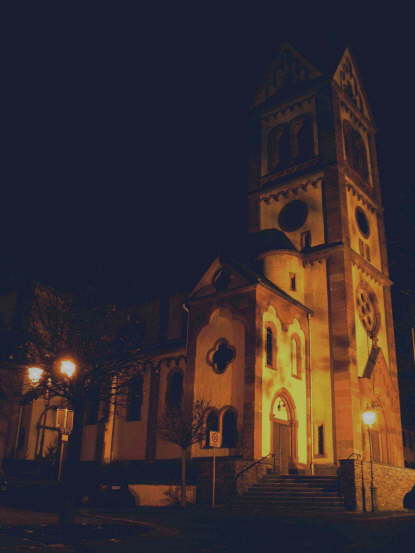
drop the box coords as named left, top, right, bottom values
left=270, top=391, right=296, bottom=474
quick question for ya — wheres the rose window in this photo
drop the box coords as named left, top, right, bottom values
left=356, top=283, right=379, bottom=337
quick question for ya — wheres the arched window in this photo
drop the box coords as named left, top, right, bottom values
left=344, top=121, right=369, bottom=180
left=266, top=327, right=274, bottom=367
left=291, top=335, right=301, bottom=378
left=205, top=409, right=219, bottom=448
left=126, top=374, right=144, bottom=421
left=165, top=370, right=183, bottom=411
left=221, top=409, right=238, bottom=448
left=296, top=116, right=314, bottom=161
left=267, top=125, right=290, bottom=172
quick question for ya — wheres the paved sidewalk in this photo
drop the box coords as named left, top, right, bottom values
left=1, top=504, right=415, bottom=552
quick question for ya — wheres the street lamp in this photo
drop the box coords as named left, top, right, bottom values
left=59, top=359, right=76, bottom=379
left=27, top=367, right=44, bottom=385
left=362, top=409, right=377, bottom=512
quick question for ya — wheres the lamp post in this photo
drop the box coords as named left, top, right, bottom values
left=57, top=359, right=77, bottom=480
left=362, top=409, right=377, bottom=512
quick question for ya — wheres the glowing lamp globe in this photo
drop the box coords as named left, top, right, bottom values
left=60, top=359, right=76, bottom=379
left=362, top=410, right=377, bottom=426
left=28, top=367, right=44, bottom=385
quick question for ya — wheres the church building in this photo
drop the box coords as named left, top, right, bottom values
left=7, top=43, right=415, bottom=510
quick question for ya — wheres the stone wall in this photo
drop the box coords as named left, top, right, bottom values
left=340, top=459, right=415, bottom=511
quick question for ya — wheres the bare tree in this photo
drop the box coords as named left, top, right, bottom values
left=158, top=399, right=210, bottom=507
left=20, top=283, right=145, bottom=529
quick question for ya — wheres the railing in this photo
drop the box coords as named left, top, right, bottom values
left=347, top=452, right=362, bottom=460
left=235, top=453, right=277, bottom=481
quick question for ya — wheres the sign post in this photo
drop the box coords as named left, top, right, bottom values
left=56, top=408, right=74, bottom=481
left=209, top=431, right=221, bottom=508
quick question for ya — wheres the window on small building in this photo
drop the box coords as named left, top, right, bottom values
left=359, top=238, right=365, bottom=256
left=266, top=327, right=274, bottom=367
left=205, top=409, right=219, bottom=448
left=291, top=335, right=301, bottom=378
left=290, top=273, right=296, bottom=291
left=365, top=244, right=371, bottom=262
left=165, top=370, right=183, bottom=411
left=221, top=409, right=238, bottom=448
left=317, top=424, right=325, bottom=455
left=126, top=374, right=144, bottom=421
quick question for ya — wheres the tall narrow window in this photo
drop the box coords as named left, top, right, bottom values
left=166, top=370, right=183, bottom=411
left=222, top=409, right=238, bottom=448
left=291, top=335, right=301, bottom=378
left=266, top=327, right=273, bottom=367
left=297, top=116, right=314, bottom=161
left=344, top=121, right=369, bottom=180
left=301, top=230, right=312, bottom=249
left=205, top=410, right=219, bottom=448
left=290, top=273, right=296, bottom=291
left=126, top=374, right=144, bottom=421
left=317, top=424, right=325, bottom=455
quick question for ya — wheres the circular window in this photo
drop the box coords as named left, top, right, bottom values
left=356, top=282, right=379, bottom=337
left=278, top=200, right=308, bottom=232
left=355, top=207, right=370, bottom=238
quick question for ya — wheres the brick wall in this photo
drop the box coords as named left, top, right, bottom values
left=340, top=459, right=415, bottom=511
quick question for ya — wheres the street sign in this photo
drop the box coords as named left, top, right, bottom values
left=210, top=431, right=221, bottom=448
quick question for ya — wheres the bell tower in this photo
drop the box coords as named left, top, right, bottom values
left=249, top=43, right=404, bottom=468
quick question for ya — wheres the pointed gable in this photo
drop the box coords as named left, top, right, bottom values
left=254, top=42, right=322, bottom=107
left=333, top=48, right=371, bottom=120
left=189, top=258, right=253, bottom=301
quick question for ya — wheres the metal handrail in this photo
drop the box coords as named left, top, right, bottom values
left=347, top=452, right=362, bottom=460
left=235, top=453, right=276, bottom=480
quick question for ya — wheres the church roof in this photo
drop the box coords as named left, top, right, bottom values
left=248, top=229, right=297, bottom=256
left=220, top=256, right=312, bottom=314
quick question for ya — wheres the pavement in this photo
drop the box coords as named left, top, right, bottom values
left=1, top=504, right=415, bottom=552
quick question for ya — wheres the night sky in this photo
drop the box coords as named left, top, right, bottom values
left=2, top=9, right=414, bottom=371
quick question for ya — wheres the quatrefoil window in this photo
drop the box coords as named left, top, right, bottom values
left=356, top=281, right=379, bottom=338
left=207, top=339, right=236, bottom=375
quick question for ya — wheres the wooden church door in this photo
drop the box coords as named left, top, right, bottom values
left=272, top=421, right=291, bottom=474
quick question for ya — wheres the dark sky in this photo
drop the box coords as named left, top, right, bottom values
left=2, top=8, right=414, bottom=366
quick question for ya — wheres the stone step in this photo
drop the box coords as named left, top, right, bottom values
left=252, top=483, right=339, bottom=489
left=231, top=505, right=345, bottom=512
left=245, top=491, right=341, bottom=498
left=232, top=473, right=344, bottom=513
left=263, top=474, right=337, bottom=483
left=234, top=497, right=344, bottom=504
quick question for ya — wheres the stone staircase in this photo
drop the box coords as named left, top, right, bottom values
left=232, top=474, right=345, bottom=513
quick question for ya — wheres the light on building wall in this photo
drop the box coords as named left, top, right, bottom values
left=362, top=410, right=377, bottom=426
left=59, top=359, right=77, bottom=379
left=27, top=367, right=44, bottom=385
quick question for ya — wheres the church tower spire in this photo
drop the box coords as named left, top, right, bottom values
left=248, top=42, right=403, bottom=467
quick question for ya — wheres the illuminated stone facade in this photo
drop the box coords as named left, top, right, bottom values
left=6, top=44, right=405, bottom=488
